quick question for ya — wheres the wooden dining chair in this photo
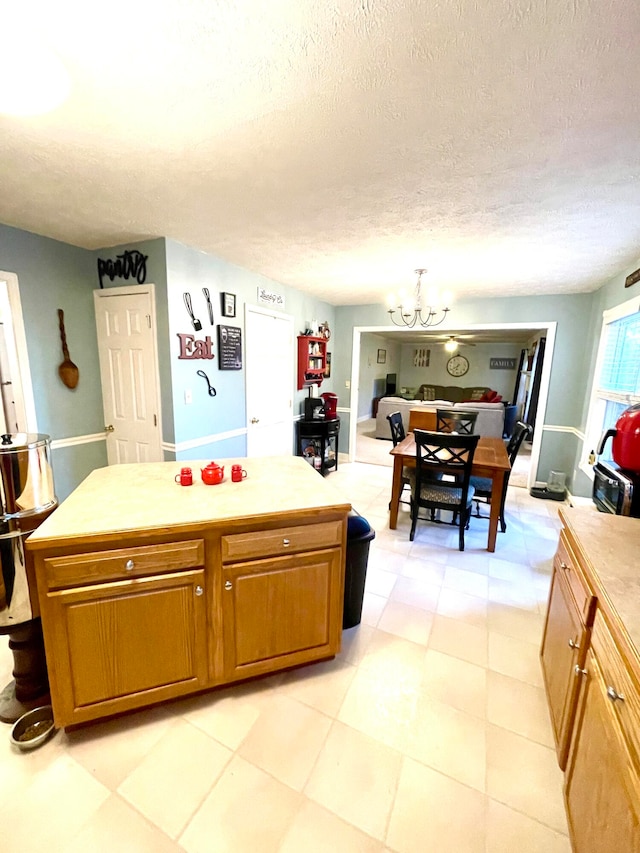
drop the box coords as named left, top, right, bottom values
left=386, top=410, right=406, bottom=445
left=470, top=421, right=532, bottom=532
left=386, top=411, right=411, bottom=507
left=408, top=429, right=480, bottom=550
left=436, top=408, right=478, bottom=435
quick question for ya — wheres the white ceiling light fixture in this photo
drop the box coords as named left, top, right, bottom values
left=386, top=268, right=452, bottom=329
left=0, top=38, right=70, bottom=117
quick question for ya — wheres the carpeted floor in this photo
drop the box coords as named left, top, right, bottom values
left=354, top=418, right=532, bottom=488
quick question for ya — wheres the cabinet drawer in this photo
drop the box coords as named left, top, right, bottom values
left=590, top=609, right=640, bottom=770
left=43, top=540, right=205, bottom=589
left=555, top=532, right=595, bottom=625
left=221, top=521, right=342, bottom=563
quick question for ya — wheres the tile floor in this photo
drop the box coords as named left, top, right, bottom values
left=0, top=461, right=572, bottom=852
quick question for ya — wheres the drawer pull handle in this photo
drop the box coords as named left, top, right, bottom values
left=195, top=585, right=204, bottom=596
left=574, top=665, right=587, bottom=677
left=560, top=561, right=569, bottom=570
left=568, top=638, right=580, bottom=650
left=606, top=686, right=624, bottom=703
left=224, top=580, right=233, bottom=590
left=283, top=538, right=290, bottom=547
left=125, top=560, right=135, bottom=571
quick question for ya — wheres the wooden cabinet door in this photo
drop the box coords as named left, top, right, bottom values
left=540, top=567, right=585, bottom=768
left=222, top=549, right=342, bottom=681
left=565, top=649, right=640, bottom=853
left=44, top=570, right=208, bottom=726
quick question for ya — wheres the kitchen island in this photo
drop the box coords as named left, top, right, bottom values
left=27, top=456, right=351, bottom=728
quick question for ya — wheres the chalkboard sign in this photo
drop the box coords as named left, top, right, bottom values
left=217, top=325, right=242, bottom=370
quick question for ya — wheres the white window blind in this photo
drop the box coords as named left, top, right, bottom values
left=599, top=312, right=640, bottom=397
left=584, top=297, right=640, bottom=467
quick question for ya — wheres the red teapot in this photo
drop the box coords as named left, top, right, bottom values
left=201, top=461, right=225, bottom=485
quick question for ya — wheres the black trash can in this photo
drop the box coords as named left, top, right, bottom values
left=343, top=512, right=376, bottom=629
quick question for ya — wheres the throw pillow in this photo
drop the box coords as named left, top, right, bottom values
left=423, top=387, right=436, bottom=401
left=470, top=389, right=485, bottom=400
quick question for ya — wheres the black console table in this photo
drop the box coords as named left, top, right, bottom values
left=296, top=418, right=340, bottom=476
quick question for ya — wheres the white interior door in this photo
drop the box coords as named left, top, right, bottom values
left=0, top=274, right=36, bottom=434
left=245, top=305, right=294, bottom=457
left=0, top=323, right=18, bottom=433
left=94, top=286, right=163, bottom=464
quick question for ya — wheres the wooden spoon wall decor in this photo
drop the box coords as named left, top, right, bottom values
left=57, top=309, right=79, bottom=389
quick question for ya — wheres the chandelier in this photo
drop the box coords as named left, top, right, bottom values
left=386, top=268, right=451, bottom=329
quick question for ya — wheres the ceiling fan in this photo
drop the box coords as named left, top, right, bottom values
left=438, top=335, right=476, bottom=352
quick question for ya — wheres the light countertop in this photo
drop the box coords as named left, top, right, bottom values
left=27, top=456, right=351, bottom=548
left=559, top=506, right=640, bottom=660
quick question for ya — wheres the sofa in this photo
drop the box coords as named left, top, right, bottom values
left=413, top=385, right=492, bottom=403
left=375, top=397, right=506, bottom=439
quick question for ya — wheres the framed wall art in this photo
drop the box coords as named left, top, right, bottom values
left=414, top=347, right=430, bottom=367
left=377, top=348, right=386, bottom=364
left=220, top=292, right=236, bottom=318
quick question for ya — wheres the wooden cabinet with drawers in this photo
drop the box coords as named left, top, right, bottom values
left=27, top=458, right=350, bottom=729
left=220, top=522, right=343, bottom=681
left=541, top=508, right=640, bottom=852
left=564, top=611, right=640, bottom=853
left=540, top=530, right=596, bottom=768
left=39, top=540, right=209, bottom=726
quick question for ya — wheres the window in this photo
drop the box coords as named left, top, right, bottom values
left=584, top=296, right=640, bottom=466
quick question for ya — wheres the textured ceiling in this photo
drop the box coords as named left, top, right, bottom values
left=2, top=1, right=640, bottom=306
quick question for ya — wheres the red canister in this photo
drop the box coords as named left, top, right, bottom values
left=231, top=464, right=247, bottom=482
left=175, top=467, right=193, bottom=486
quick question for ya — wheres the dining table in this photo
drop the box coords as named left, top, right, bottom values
left=389, top=433, right=511, bottom=552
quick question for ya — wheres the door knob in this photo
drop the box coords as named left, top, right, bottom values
left=195, top=585, right=204, bottom=596
left=251, top=417, right=259, bottom=424
left=224, top=580, right=233, bottom=590
left=105, top=424, right=115, bottom=432
left=568, top=638, right=579, bottom=649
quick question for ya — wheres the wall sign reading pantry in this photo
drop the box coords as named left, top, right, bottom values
left=97, top=249, right=148, bottom=288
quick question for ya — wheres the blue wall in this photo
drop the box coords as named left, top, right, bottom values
left=155, top=238, right=338, bottom=457
left=0, top=223, right=107, bottom=499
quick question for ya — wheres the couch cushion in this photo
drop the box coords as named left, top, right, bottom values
left=451, top=401, right=505, bottom=438
left=414, top=384, right=491, bottom=403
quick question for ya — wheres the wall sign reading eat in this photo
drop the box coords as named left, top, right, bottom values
left=177, top=333, right=214, bottom=359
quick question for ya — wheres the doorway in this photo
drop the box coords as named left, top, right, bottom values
left=0, top=272, right=37, bottom=434
left=245, top=304, right=294, bottom=457
left=349, top=322, right=556, bottom=491
left=93, top=285, right=163, bottom=464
